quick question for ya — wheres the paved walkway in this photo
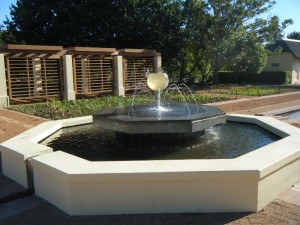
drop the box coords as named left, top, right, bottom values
left=1, top=93, right=300, bottom=224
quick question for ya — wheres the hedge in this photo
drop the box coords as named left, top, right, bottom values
left=218, top=71, right=291, bottom=84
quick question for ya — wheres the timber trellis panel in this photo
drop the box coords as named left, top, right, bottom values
left=73, top=57, right=113, bottom=96
left=6, top=57, right=62, bottom=101
left=1, top=45, right=161, bottom=105
left=124, top=57, right=154, bottom=92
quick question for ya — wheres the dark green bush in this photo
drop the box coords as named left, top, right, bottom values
left=218, top=71, right=289, bottom=84
left=218, top=72, right=238, bottom=83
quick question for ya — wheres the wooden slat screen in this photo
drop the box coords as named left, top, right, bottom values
left=6, top=57, right=62, bottom=100
left=73, top=57, right=113, bottom=95
left=124, top=57, right=154, bottom=92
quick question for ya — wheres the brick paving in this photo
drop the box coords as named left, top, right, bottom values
left=0, top=93, right=300, bottom=225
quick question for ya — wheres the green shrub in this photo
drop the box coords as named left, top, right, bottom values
left=218, top=71, right=289, bottom=84
left=9, top=94, right=229, bottom=120
left=220, top=86, right=282, bottom=96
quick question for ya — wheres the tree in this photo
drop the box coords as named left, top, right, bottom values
left=287, top=31, right=300, bottom=40
left=167, top=0, right=208, bottom=83
left=112, top=0, right=184, bottom=68
left=0, top=29, right=18, bottom=45
left=204, top=0, right=292, bottom=84
left=0, top=23, right=18, bottom=45
left=5, top=0, right=119, bottom=46
left=5, top=0, right=294, bottom=84
left=223, top=27, right=268, bottom=73
left=5, top=0, right=184, bottom=69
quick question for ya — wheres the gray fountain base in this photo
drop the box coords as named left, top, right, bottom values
left=93, top=104, right=226, bottom=134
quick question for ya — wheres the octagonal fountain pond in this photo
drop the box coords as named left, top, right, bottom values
left=1, top=73, right=300, bottom=215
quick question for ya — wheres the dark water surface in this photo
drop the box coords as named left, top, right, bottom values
left=41, top=122, right=280, bottom=161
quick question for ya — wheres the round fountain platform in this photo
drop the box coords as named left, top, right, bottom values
left=93, top=104, right=226, bottom=134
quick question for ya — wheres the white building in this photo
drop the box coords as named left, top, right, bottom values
left=264, top=38, right=300, bottom=84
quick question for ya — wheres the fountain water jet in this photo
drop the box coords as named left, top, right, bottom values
left=93, top=72, right=226, bottom=134
left=147, top=72, right=169, bottom=113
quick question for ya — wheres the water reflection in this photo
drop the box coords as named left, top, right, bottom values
left=41, top=122, right=280, bottom=161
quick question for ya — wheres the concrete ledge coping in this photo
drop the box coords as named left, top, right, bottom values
left=2, top=114, right=300, bottom=214
left=30, top=114, right=300, bottom=180
left=1, top=116, right=92, bottom=157
left=3, top=114, right=300, bottom=178
left=0, top=116, right=93, bottom=188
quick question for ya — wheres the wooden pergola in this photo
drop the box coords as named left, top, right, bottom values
left=0, top=45, right=66, bottom=103
left=0, top=44, right=161, bottom=104
left=0, top=44, right=66, bottom=58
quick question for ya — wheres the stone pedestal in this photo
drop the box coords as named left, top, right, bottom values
left=63, top=55, right=76, bottom=101
left=0, top=54, right=9, bottom=107
left=113, top=56, right=125, bottom=96
left=154, top=55, right=162, bottom=72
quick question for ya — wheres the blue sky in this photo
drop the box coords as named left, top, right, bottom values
left=0, top=0, right=299, bottom=37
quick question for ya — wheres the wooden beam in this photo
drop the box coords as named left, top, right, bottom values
left=117, top=48, right=160, bottom=56
left=2, top=44, right=63, bottom=51
left=66, top=47, right=117, bottom=55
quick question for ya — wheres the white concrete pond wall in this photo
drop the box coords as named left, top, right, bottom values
left=1, top=114, right=300, bottom=215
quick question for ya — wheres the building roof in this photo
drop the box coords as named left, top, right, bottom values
left=273, top=38, right=300, bottom=58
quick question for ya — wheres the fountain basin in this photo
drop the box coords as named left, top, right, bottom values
left=1, top=114, right=300, bottom=215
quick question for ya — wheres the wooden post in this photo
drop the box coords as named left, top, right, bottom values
left=63, top=55, right=76, bottom=101
left=114, top=55, right=125, bottom=96
left=0, top=54, right=9, bottom=107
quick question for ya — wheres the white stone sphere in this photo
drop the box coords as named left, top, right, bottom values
left=147, top=73, right=169, bottom=91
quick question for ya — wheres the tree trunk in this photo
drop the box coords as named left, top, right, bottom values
left=213, top=69, right=219, bottom=85
left=179, top=68, right=185, bottom=83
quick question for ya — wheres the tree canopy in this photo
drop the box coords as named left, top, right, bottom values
left=287, top=31, right=300, bottom=40
left=3, top=0, right=293, bottom=84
